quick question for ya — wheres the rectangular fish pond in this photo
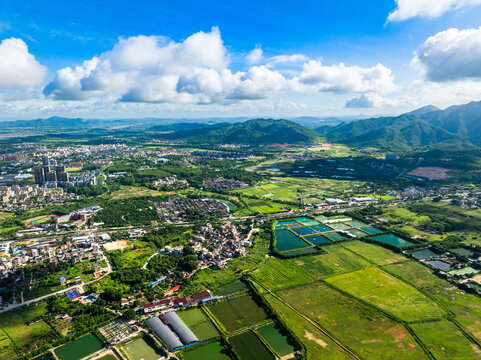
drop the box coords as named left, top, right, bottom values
left=274, top=230, right=311, bottom=252
left=304, top=234, right=331, bottom=245
left=292, top=227, right=316, bottom=236
left=371, top=234, right=413, bottom=247
left=360, top=226, right=383, bottom=234
left=257, top=322, right=296, bottom=357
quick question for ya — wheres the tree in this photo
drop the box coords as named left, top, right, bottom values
left=123, top=309, right=137, bottom=320
left=180, top=255, right=198, bottom=272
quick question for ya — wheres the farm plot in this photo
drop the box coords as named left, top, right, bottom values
left=178, top=308, right=219, bottom=340
left=54, top=334, right=103, bottom=360
left=382, top=260, right=446, bottom=289
left=326, top=267, right=445, bottom=322
left=426, top=284, right=481, bottom=342
left=277, top=282, right=427, bottom=359
left=411, top=320, right=481, bottom=359
left=251, top=257, right=316, bottom=291
left=229, top=331, right=274, bottom=360
left=207, top=295, right=268, bottom=333
left=262, top=294, right=352, bottom=360
left=182, top=342, right=231, bottom=360
left=290, top=245, right=372, bottom=279
left=340, top=240, right=406, bottom=265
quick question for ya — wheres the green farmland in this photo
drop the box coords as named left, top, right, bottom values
left=207, top=295, right=268, bottom=332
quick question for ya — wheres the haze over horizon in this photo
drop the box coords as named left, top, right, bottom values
left=1, top=0, right=481, bottom=120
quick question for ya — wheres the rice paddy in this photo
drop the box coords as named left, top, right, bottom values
left=229, top=331, right=274, bottom=360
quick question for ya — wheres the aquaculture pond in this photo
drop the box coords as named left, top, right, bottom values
left=295, top=217, right=313, bottom=223
left=282, top=247, right=318, bottom=257
left=275, top=230, right=310, bottom=251
left=292, top=227, right=316, bottom=236
left=328, top=222, right=351, bottom=230
left=360, top=226, right=383, bottom=234
left=410, top=249, right=438, bottom=259
left=425, top=260, right=451, bottom=271
left=124, top=337, right=163, bottom=360
left=305, top=235, right=331, bottom=245
left=348, top=229, right=367, bottom=237
left=451, top=248, right=474, bottom=257
left=325, top=233, right=347, bottom=242
left=257, top=323, right=296, bottom=357
left=54, top=334, right=103, bottom=360
left=182, top=342, right=231, bottom=360
left=303, top=220, right=320, bottom=226
left=277, top=220, right=297, bottom=225
left=448, top=267, right=478, bottom=276
left=346, top=220, right=367, bottom=227
left=311, top=224, right=334, bottom=233
left=230, top=331, right=274, bottom=360
left=371, top=234, right=413, bottom=247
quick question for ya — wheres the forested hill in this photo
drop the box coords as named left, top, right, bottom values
left=159, top=118, right=319, bottom=144
left=317, top=100, right=481, bottom=153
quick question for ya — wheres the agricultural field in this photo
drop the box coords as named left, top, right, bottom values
left=0, top=303, right=55, bottom=360
left=262, top=294, right=352, bottom=360
left=177, top=308, right=219, bottom=340
left=340, top=240, right=406, bottom=265
left=245, top=198, right=289, bottom=214
left=229, top=331, right=274, bottom=360
left=290, top=244, right=372, bottom=278
left=326, top=267, right=445, bottom=322
left=233, top=177, right=354, bottom=203
left=101, top=185, right=165, bottom=200
left=207, top=295, right=268, bottom=333
left=277, top=281, right=426, bottom=359
left=411, top=320, right=481, bottom=359
left=381, top=260, right=446, bottom=289
left=123, top=336, right=163, bottom=360
left=251, top=257, right=316, bottom=291
left=214, top=281, right=249, bottom=296
left=182, top=342, right=231, bottom=360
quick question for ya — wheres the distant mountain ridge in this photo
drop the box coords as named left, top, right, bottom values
left=317, top=100, right=481, bottom=152
left=160, top=118, right=320, bottom=144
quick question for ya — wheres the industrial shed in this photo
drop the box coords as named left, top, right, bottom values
left=163, top=311, right=199, bottom=344
left=146, top=317, right=183, bottom=350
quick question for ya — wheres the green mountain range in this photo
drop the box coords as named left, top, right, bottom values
left=318, top=100, right=481, bottom=152
left=160, top=118, right=320, bottom=145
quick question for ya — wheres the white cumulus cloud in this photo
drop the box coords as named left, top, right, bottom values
left=44, top=27, right=396, bottom=105
left=388, top=0, right=481, bottom=22
left=0, top=38, right=46, bottom=87
left=345, top=93, right=407, bottom=108
left=295, top=60, right=396, bottom=94
left=412, top=27, right=481, bottom=81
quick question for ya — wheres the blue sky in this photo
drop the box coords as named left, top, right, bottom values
left=0, top=0, right=481, bottom=119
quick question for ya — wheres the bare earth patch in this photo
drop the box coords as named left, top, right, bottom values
left=407, top=167, right=451, bottom=180
left=304, top=330, right=328, bottom=348
left=103, top=240, right=130, bottom=251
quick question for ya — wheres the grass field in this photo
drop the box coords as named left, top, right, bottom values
left=208, top=295, right=268, bottom=333
left=411, top=320, right=481, bottom=359
left=326, top=267, right=445, bottom=322
left=214, top=281, right=249, bottom=296
left=277, top=281, right=427, bottom=359
left=54, top=334, right=103, bottom=360
left=229, top=331, right=274, bottom=360
left=290, top=244, right=372, bottom=278
left=178, top=308, right=219, bottom=340
left=182, top=342, right=231, bottom=360
left=246, top=198, right=288, bottom=214
left=0, top=303, right=53, bottom=359
left=251, top=257, right=316, bottom=291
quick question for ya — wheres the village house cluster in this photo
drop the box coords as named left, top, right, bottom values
left=0, top=233, right=110, bottom=279
left=201, top=178, right=247, bottom=191
left=189, top=222, right=251, bottom=267
left=155, top=196, right=229, bottom=222
left=153, top=176, right=189, bottom=189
